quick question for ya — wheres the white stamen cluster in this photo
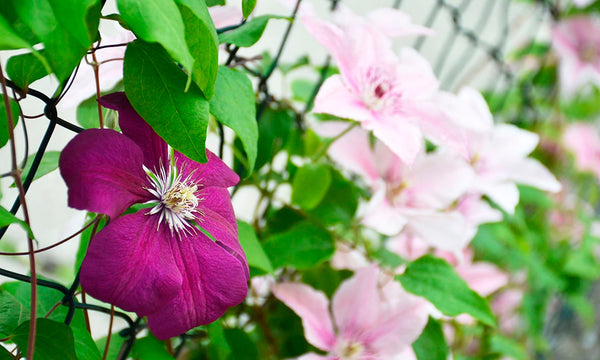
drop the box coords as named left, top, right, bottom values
left=144, top=159, right=203, bottom=237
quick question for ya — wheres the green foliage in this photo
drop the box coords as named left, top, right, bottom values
left=237, top=220, right=274, bottom=274
left=208, top=322, right=232, bottom=360
left=291, top=163, right=332, bottom=210
left=13, top=318, right=78, bottom=360
left=131, top=335, right=173, bottom=360
left=95, top=334, right=127, bottom=360
left=124, top=40, right=210, bottom=163
left=397, top=255, right=496, bottom=327
left=255, top=106, right=296, bottom=170
left=413, top=317, right=449, bottom=360
left=11, top=151, right=61, bottom=187
left=205, top=0, right=226, bottom=6
left=219, top=15, right=287, bottom=47
left=242, top=0, right=257, bottom=18
left=305, top=169, right=360, bottom=226
left=0, top=12, right=31, bottom=50
left=6, top=51, right=49, bottom=90
left=0, top=206, right=34, bottom=239
left=210, top=66, right=258, bottom=174
left=488, top=334, right=528, bottom=360
left=264, top=221, right=334, bottom=269
left=0, top=99, right=20, bottom=148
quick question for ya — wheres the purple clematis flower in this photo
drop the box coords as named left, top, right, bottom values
left=59, top=92, right=249, bottom=340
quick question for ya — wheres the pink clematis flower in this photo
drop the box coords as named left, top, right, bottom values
left=563, top=123, right=600, bottom=178
left=208, top=5, right=243, bottom=29
left=272, top=266, right=430, bottom=360
left=304, top=9, right=458, bottom=165
left=59, top=92, right=249, bottom=340
left=437, top=87, right=561, bottom=213
left=552, top=16, right=600, bottom=96
left=319, top=122, right=474, bottom=252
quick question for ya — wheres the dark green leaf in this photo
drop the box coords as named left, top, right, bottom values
left=72, top=325, right=102, bottom=360
left=117, top=0, right=194, bottom=80
left=210, top=66, right=258, bottom=174
left=95, top=334, right=126, bottom=360
left=264, top=221, right=334, bottom=269
left=75, top=214, right=106, bottom=272
left=242, top=0, right=257, bottom=18
left=412, top=317, right=449, bottom=360
left=238, top=221, right=274, bottom=274
left=6, top=51, right=49, bottom=90
left=291, top=164, right=331, bottom=210
left=255, top=107, right=295, bottom=170
left=131, top=335, right=172, bottom=360
left=13, top=318, right=78, bottom=360
left=46, top=0, right=101, bottom=47
left=218, top=15, right=287, bottom=47
left=206, top=0, right=226, bottom=6
left=225, top=328, right=258, bottom=360
left=0, top=99, right=20, bottom=148
left=0, top=291, right=27, bottom=337
left=0, top=206, right=34, bottom=239
left=11, top=151, right=61, bottom=187
left=305, top=169, right=359, bottom=226
left=208, top=322, right=232, bottom=360
left=0, top=347, right=12, bottom=360
left=0, top=12, right=31, bottom=50
left=176, top=0, right=219, bottom=98
left=396, top=255, right=496, bottom=326
left=124, top=40, right=209, bottom=163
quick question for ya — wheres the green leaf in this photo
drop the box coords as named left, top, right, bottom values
left=95, top=334, right=126, bottom=360
left=305, top=169, right=359, bottom=226
left=205, top=0, right=226, bottom=6
left=0, top=12, right=31, bottom=50
left=124, top=40, right=209, bottom=163
left=218, top=15, right=286, bottom=47
left=0, top=291, right=27, bottom=337
left=75, top=214, right=106, bottom=272
left=131, top=335, right=172, bottom=360
left=13, top=318, right=78, bottom=360
left=72, top=325, right=102, bottom=360
left=12, top=0, right=87, bottom=82
left=11, top=151, right=61, bottom=187
left=210, top=66, right=258, bottom=174
left=489, top=334, right=527, bottom=360
left=176, top=0, right=219, bottom=98
left=117, top=0, right=194, bottom=83
left=208, top=322, right=232, bottom=360
left=396, top=255, right=497, bottom=327
left=224, top=328, right=258, bottom=360
left=76, top=95, right=107, bottom=129
left=6, top=51, right=49, bottom=90
left=0, top=99, right=20, bottom=148
left=292, top=164, right=331, bottom=210
left=412, top=317, right=449, bottom=360
left=242, top=0, right=257, bottom=18
left=237, top=220, right=273, bottom=274
left=0, top=347, right=12, bottom=360
left=255, top=107, right=295, bottom=170
left=264, top=221, right=334, bottom=269
left=46, top=0, right=101, bottom=48
left=0, top=206, right=34, bottom=239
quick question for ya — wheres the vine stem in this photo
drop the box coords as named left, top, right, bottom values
left=91, top=51, right=104, bottom=128
left=102, top=305, right=115, bottom=360
left=0, top=58, right=38, bottom=360
left=311, top=122, right=359, bottom=161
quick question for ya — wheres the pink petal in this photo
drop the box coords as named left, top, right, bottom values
left=99, top=92, right=168, bottom=172
left=59, top=129, right=150, bottom=219
left=361, top=190, right=408, bottom=236
left=506, top=158, right=561, bottom=192
left=404, top=210, right=472, bottom=252
left=365, top=8, right=433, bottom=38
left=456, top=262, right=509, bottom=297
left=196, top=187, right=249, bottom=279
left=563, top=123, right=600, bottom=172
left=80, top=212, right=182, bottom=315
left=208, top=5, right=243, bottom=29
left=174, top=150, right=239, bottom=189
left=146, top=229, right=249, bottom=340
left=312, top=75, right=374, bottom=123
left=296, top=354, right=336, bottom=360
left=488, top=124, right=539, bottom=159
left=272, top=283, right=337, bottom=351
left=369, top=117, right=423, bottom=166
left=332, top=266, right=381, bottom=341
left=479, top=181, right=519, bottom=214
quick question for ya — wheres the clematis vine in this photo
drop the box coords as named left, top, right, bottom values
left=303, top=8, right=460, bottom=165
left=437, top=87, right=561, bottom=213
left=319, top=122, right=474, bottom=252
left=273, top=265, right=430, bottom=360
left=552, top=16, right=600, bottom=96
left=59, top=92, right=249, bottom=340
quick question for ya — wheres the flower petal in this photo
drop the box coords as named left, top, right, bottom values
left=480, top=181, right=519, bottom=214
left=506, top=158, right=562, bottom=193
left=272, top=283, right=337, bottom=351
left=332, top=266, right=381, bottom=342
left=405, top=210, right=472, bottom=252
left=456, top=262, right=509, bottom=297
left=146, top=231, right=248, bottom=340
left=59, top=129, right=150, bottom=219
left=312, top=75, right=374, bottom=123
left=98, top=92, right=168, bottom=172
left=196, top=187, right=249, bottom=279
left=80, top=212, right=182, bottom=315
left=369, top=117, right=423, bottom=166
left=361, top=190, right=408, bottom=236
left=174, top=150, right=239, bottom=189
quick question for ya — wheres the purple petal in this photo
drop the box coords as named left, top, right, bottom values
left=80, top=211, right=182, bottom=315
left=196, top=187, right=249, bottom=279
left=98, top=92, right=168, bottom=172
left=146, top=231, right=249, bottom=340
left=59, top=129, right=150, bottom=219
left=174, top=150, right=239, bottom=189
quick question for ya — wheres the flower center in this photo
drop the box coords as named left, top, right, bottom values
left=580, top=43, right=599, bottom=63
left=144, top=160, right=202, bottom=237
left=336, top=340, right=364, bottom=360
left=360, top=66, right=401, bottom=112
